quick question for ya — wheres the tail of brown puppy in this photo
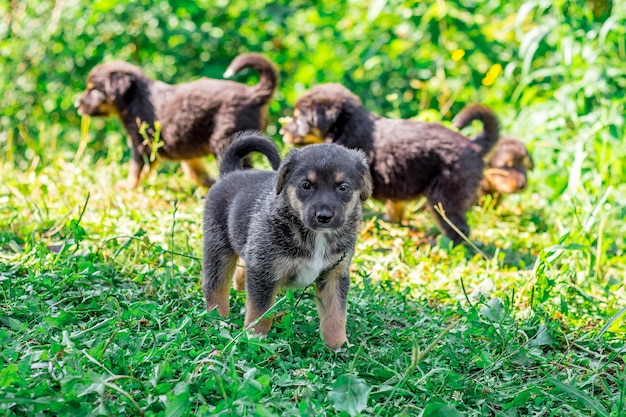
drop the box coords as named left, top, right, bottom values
left=453, top=104, right=500, bottom=158
left=224, top=53, right=278, bottom=105
left=219, top=132, right=282, bottom=177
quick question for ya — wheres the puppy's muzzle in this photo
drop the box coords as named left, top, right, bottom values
left=306, top=204, right=344, bottom=230
left=75, top=97, right=85, bottom=115
left=315, top=207, right=334, bottom=224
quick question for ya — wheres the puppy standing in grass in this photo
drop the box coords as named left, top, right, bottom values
left=202, top=133, right=372, bottom=349
left=75, top=53, right=278, bottom=188
left=282, top=83, right=500, bottom=244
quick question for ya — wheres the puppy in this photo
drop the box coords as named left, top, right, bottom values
left=202, top=133, right=372, bottom=349
left=478, top=137, right=533, bottom=203
left=281, top=83, right=499, bottom=244
left=75, top=53, right=278, bottom=188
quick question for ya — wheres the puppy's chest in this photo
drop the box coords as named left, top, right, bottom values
left=284, top=234, right=334, bottom=287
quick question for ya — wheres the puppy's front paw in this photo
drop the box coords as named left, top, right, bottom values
left=325, top=335, right=348, bottom=351
left=322, top=328, right=348, bottom=350
left=245, top=316, right=273, bottom=336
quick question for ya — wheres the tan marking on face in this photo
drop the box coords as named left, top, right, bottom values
left=316, top=265, right=349, bottom=349
left=334, top=172, right=345, bottom=184
left=385, top=200, right=408, bottom=223
left=307, top=171, right=317, bottom=183
left=286, top=186, right=304, bottom=217
left=96, top=102, right=118, bottom=116
left=343, top=192, right=361, bottom=217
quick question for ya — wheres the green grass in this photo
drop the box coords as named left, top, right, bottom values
left=0, top=111, right=624, bottom=416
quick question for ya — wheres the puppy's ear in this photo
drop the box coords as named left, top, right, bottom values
left=105, top=72, right=134, bottom=102
left=354, top=150, right=373, bottom=202
left=276, top=149, right=299, bottom=194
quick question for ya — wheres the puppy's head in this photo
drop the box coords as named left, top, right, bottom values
left=281, top=84, right=362, bottom=146
left=276, top=143, right=372, bottom=231
left=483, top=137, right=533, bottom=194
left=75, top=61, right=144, bottom=117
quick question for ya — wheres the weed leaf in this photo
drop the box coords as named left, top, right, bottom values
left=479, top=298, right=505, bottom=322
left=165, top=382, right=191, bottom=417
left=422, top=400, right=464, bottom=416
left=547, top=378, right=610, bottom=417
left=329, top=374, right=372, bottom=416
left=596, top=307, right=626, bottom=340
left=529, top=324, right=553, bottom=347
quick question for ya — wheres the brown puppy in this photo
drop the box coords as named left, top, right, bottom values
left=75, top=53, right=278, bottom=188
left=477, top=137, right=533, bottom=203
left=282, top=83, right=499, bottom=244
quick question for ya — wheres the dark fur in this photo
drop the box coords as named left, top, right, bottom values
left=75, top=53, right=278, bottom=188
left=202, top=133, right=372, bottom=349
left=282, top=83, right=499, bottom=244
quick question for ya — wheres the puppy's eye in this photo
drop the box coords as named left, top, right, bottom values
left=300, top=181, right=312, bottom=190
left=337, top=183, right=350, bottom=193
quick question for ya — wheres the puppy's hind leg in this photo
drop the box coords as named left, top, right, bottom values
left=202, top=245, right=237, bottom=317
left=315, top=265, right=350, bottom=349
left=384, top=200, right=408, bottom=223
left=233, top=260, right=246, bottom=291
left=181, top=158, right=214, bottom=188
left=117, top=152, right=158, bottom=189
left=425, top=179, right=473, bottom=245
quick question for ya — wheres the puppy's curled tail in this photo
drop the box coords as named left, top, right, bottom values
left=219, top=131, right=282, bottom=177
left=453, top=104, right=500, bottom=158
left=223, top=53, right=278, bottom=105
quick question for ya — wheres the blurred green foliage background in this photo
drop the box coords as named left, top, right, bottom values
left=1, top=0, right=624, bottom=200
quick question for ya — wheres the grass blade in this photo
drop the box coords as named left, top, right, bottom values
left=547, top=378, right=610, bottom=417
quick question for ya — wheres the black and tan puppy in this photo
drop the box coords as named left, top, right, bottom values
left=453, top=119, right=533, bottom=202
left=202, top=133, right=372, bottom=349
left=75, top=53, right=278, bottom=188
left=478, top=137, right=533, bottom=204
left=281, top=83, right=499, bottom=244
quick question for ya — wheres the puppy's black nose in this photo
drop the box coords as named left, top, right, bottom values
left=315, top=208, right=334, bottom=224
